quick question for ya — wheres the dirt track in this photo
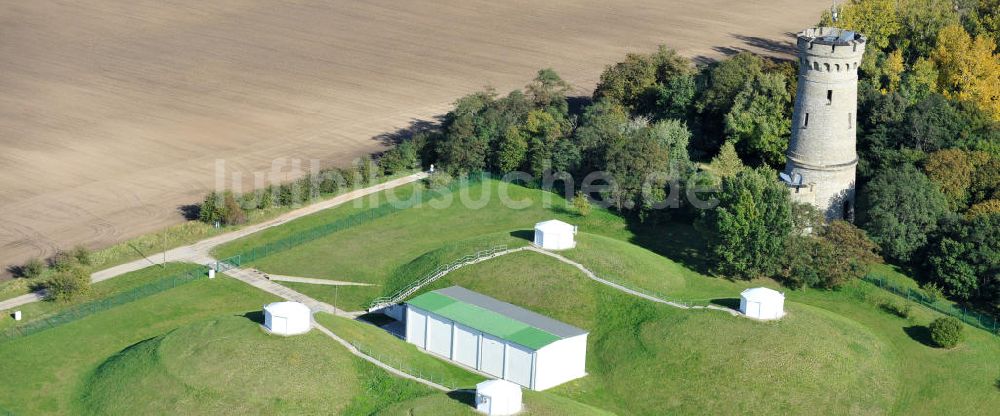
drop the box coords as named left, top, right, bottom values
left=0, top=0, right=827, bottom=273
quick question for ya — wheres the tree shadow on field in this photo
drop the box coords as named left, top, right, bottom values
left=903, top=325, right=937, bottom=348
left=732, top=33, right=797, bottom=56
left=177, top=204, right=201, bottom=221
left=446, top=390, right=477, bottom=408
left=371, top=116, right=444, bottom=147
left=626, top=219, right=713, bottom=276
left=240, top=311, right=265, bottom=325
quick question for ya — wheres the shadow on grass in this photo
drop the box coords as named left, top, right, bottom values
left=710, top=298, right=741, bottom=311
left=627, top=219, right=713, bottom=275
left=903, top=325, right=936, bottom=348
left=446, top=390, right=477, bottom=408
left=240, top=311, right=265, bottom=324
left=509, top=229, right=534, bottom=243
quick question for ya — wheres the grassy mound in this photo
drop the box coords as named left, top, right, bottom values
left=80, top=316, right=429, bottom=415
left=425, top=250, right=897, bottom=415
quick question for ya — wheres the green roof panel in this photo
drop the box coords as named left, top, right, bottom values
left=407, top=291, right=562, bottom=349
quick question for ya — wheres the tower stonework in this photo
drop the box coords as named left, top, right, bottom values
left=784, top=27, right=866, bottom=220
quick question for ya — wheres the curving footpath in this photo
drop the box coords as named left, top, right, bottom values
left=0, top=172, right=429, bottom=313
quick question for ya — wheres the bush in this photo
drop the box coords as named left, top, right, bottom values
left=49, top=251, right=77, bottom=272
left=20, top=258, right=45, bottom=279
left=922, top=282, right=944, bottom=303
left=572, top=191, right=592, bottom=216
left=46, top=266, right=91, bottom=302
left=70, top=245, right=92, bottom=266
left=929, top=317, right=965, bottom=348
left=423, top=171, right=453, bottom=190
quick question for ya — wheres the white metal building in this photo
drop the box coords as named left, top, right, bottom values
left=406, top=286, right=588, bottom=390
left=475, top=379, right=522, bottom=415
left=263, top=301, right=312, bottom=335
left=740, top=287, right=785, bottom=320
left=533, top=219, right=577, bottom=250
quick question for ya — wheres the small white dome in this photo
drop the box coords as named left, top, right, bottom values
left=263, top=301, right=312, bottom=335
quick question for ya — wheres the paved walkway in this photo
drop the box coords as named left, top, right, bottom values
left=263, top=273, right=374, bottom=286
left=0, top=172, right=428, bottom=312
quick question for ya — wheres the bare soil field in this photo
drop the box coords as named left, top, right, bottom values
left=0, top=0, right=827, bottom=274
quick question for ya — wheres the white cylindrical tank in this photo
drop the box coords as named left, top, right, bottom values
left=208, top=268, right=216, bottom=279
left=476, top=379, right=522, bottom=415
left=263, top=302, right=312, bottom=335
left=13, top=310, right=22, bottom=321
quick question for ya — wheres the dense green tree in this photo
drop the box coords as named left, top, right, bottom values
left=923, top=148, right=974, bottom=210
left=574, top=100, right=630, bottom=174
left=198, top=192, right=224, bottom=225
left=379, top=140, right=419, bottom=175
left=904, top=93, right=964, bottom=152
left=858, top=165, right=950, bottom=262
left=706, top=168, right=793, bottom=279
left=593, top=46, right=694, bottom=117
left=526, top=68, right=572, bottom=116
left=652, top=73, right=696, bottom=121
left=221, top=192, right=246, bottom=226
left=495, top=126, right=528, bottom=173
left=924, top=213, right=1000, bottom=300
left=695, top=53, right=766, bottom=153
left=550, top=139, right=581, bottom=174
left=724, top=72, right=791, bottom=166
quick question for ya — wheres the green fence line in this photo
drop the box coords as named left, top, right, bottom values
left=862, top=274, right=999, bottom=336
left=350, top=340, right=467, bottom=390
left=0, top=267, right=208, bottom=344
left=216, top=173, right=489, bottom=271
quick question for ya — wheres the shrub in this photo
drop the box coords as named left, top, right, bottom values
left=46, top=266, right=91, bottom=302
left=423, top=171, right=453, bottom=190
left=922, top=282, right=944, bottom=303
left=929, top=316, right=965, bottom=348
left=21, top=258, right=45, bottom=279
left=49, top=251, right=77, bottom=272
left=70, top=245, right=92, bottom=266
left=572, top=191, right=592, bottom=217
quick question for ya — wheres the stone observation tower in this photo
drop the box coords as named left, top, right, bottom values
left=783, top=27, right=866, bottom=220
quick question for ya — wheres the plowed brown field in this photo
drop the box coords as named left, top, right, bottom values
left=0, top=0, right=826, bottom=274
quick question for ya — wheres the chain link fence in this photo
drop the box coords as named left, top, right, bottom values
left=215, top=173, right=489, bottom=271
left=862, top=274, right=999, bottom=336
left=0, top=267, right=208, bottom=344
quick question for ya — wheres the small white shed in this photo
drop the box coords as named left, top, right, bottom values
left=740, top=287, right=785, bottom=320
left=263, top=301, right=312, bottom=335
left=533, top=220, right=576, bottom=250
left=476, top=379, right=522, bottom=415
left=406, top=286, right=588, bottom=391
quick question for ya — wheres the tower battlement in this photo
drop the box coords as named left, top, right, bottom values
left=796, top=27, right=866, bottom=77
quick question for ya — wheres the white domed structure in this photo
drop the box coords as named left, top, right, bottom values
left=263, top=301, right=312, bottom=335
left=475, top=379, right=522, bottom=415
left=533, top=219, right=576, bottom=250
left=739, top=287, right=785, bottom=320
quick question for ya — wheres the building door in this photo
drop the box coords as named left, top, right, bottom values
left=504, top=343, right=534, bottom=388
left=748, top=301, right=761, bottom=318
left=480, top=334, right=505, bottom=377
left=272, top=316, right=287, bottom=334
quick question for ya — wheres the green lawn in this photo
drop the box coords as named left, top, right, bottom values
left=0, top=273, right=279, bottom=415
left=213, top=179, right=627, bottom=310
left=415, top=249, right=900, bottom=415
left=0, top=263, right=205, bottom=331
left=315, top=313, right=486, bottom=389
left=80, top=316, right=432, bottom=415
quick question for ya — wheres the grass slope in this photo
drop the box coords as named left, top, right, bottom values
left=0, top=273, right=279, bottom=415
left=0, top=263, right=205, bottom=331
left=419, top=249, right=897, bottom=415
left=81, top=316, right=432, bottom=415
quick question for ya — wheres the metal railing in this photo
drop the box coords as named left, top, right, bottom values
left=0, top=267, right=208, bottom=343
left=368, top=245, right=509, bottom=312
left=861, top=274, right=999, bottom=336
left=215, top=173, right=489, bottom=271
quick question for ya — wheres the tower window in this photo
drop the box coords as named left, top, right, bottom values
left=848, top=113, right=852, bottom=129
left=804, top=113, right=809, bottom=128
left=827, top=90, right=833, bottom=104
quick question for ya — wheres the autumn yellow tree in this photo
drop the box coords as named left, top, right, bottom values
left=931, top=25, right=1000, bottom=120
